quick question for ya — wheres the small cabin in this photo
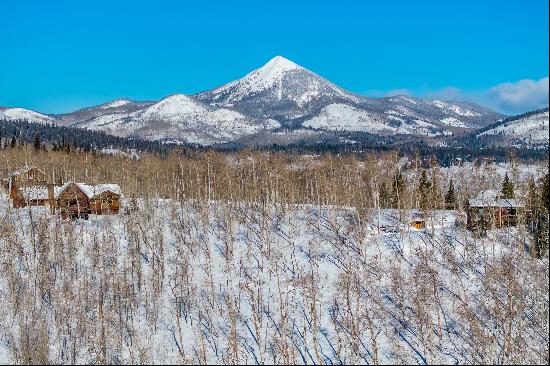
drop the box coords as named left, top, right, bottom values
left=467, top=198, right=524, bottom=231
left=410, top=212, right=426, bottom=229
left=89, top=184, right=121, bottom=214
left=54, top=182, right=93, bottom=220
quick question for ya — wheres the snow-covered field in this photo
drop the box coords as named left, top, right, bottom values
left=0, top=196, right=547, bottom=365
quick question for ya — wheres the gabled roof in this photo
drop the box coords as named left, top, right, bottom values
left=54, top=182, right=94, bottom=199
left=54, top=182, right=121, bottom=199
left=9, top=165, right=46, bottom=177
left=468, top=198, right=523, bottom=208
left=93, top=184, right=121, bottom=196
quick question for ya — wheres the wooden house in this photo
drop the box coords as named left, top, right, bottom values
left=8, top=166, right=47, bottom=185
left=53, top=182, right=93, bottom=219
left=410, top=212, right=426, bottom=229
left=4, top=166, right=53, bottom=208
left=467, top=198, right=524, bottom=231
left=89, top=184, right=121, bottom=214
left=53, top=182, right=122, bottom=219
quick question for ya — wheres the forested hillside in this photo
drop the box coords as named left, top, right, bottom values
left=0, top=146, right=548, bottom=364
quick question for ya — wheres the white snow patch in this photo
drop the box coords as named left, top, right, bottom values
left=99, top=99, right=132, bottom=109
left=478, top=110, right=549, bottom=145
left=0, top=108, right=55, bottom=124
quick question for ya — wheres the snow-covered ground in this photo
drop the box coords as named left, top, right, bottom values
left=303, top=103, right=446, bottom=137
left=0, top=107, right=56, bottom=124
left=71, top=94, right=280, bottom=145
left=0, top=197, right=547, bottom=364
left=478, top=109, right=549, bottom=146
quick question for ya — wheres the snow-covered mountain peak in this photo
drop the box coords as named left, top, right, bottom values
left=0, top=107, right=56, bottom=124
left=430, top=100, right=481, bottom=117
left=138, top=94, right=207, bottom=119
left=258, top=55, right=302, bottom=77
left=195, top=55, right=367, bottom=119
left=215, top=56, right=304, bottom=101
left=99, top=99, right=132, bottom=109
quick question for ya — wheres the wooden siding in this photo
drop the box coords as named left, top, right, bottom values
left=467, top=205, right=522, bottom=231
left=55, top=183, right=91, bottom=220
left=90, top=191, right=121, bottom=214
left=10, top=167, right=47, bottom=184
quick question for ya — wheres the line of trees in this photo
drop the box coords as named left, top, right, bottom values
left=2, top=117, right=548, bottom=166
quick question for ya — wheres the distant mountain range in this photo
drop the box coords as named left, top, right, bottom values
left=1, top=56, right=547, bottom=148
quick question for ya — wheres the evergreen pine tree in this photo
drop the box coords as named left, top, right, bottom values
left=445, top=179, right=456, bottom=210
left=501, top=173, right=515, bottom=199
left=34, top=133, right=41, bottom=151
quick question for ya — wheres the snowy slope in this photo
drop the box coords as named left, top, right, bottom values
left=56, top=98, right=155, bottom=126
left=71, top=94, right=280, bottom=145
left=302, top=103, right=446, bottom=136
left=380, top=96, right=500, bottom=129
left=0, top=199, right=547, bottom=364
left=0, top=107, right=56, bottom=124
left=196, top=56, right=502, bottom=134
left=303, top=103, right=395, bottom=134
left=477, top=108, right=549, bottom=147
left=98, top=98, right=134, bottom=109
left=196, top=55, right=368, bottom=119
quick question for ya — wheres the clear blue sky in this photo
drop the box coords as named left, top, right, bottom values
left=0, top=0, right=548, bottom=114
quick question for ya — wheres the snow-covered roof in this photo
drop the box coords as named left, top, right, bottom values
left=54, top=182, right=94, bottom=199
left=9, top=165, right=45, bottom=177
left=93, top=184, right=121, bottom=196
left=54, top=181, right=121, bottom=199
left=468, top=198, right=523, bottom=208
left=19, top=186, right=49, bottom=200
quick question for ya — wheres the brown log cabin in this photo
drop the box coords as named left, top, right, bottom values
left=53, top=182, right=121, bottom=219
left=89, top=184, right=122, bottom=214
left=53, top=182, right=93, bottom=219
left=410, top=212, right=426, bottom=229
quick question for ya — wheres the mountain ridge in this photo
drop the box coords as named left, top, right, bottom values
left=1, top=56, right=535, bottom=146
